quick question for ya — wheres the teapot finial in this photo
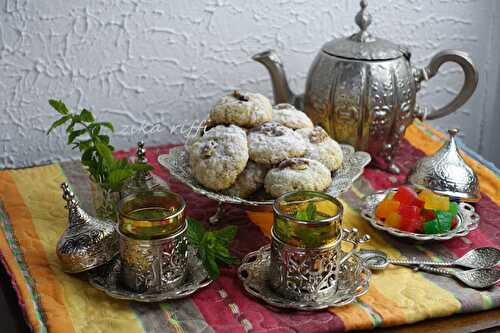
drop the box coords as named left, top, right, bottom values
left=136, top=140, right=147, bottom=163
left=354, top=0, right=373, bottom=42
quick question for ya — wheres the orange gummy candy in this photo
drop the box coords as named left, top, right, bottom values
left=385, top=212, right=401, bottom=228
left=375, top=199, right=400, bottom=220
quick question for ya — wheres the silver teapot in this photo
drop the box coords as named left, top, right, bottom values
left=253, top=0, right=478, bottom=173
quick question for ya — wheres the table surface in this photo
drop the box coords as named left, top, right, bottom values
left=1, top=262, right=499, bottom=333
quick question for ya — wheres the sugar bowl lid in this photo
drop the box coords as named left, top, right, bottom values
left=322, top=0, right=407, bottom=61
left=408, top=129, right=480, bottom=202
left=56, top=183, right=119, bottom=273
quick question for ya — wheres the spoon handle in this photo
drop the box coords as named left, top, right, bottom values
left=389, top=258, right=454, bottom=268
left=413, top=265, right=455, bottom=277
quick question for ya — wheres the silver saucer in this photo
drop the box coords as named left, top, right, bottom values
left=361, top=188, right=480, bottom=241
left=88, top=251, right=212, bottom=302
left=158, top=145, right=371, bottom=211
left=237, top=245, right=371, bottom=311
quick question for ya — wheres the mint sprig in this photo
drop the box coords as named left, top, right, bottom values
left=295, top=202, right=318, bottom=221
left=187, top=217, right=238, bottom=279
left=47, top=99, right=152, bottom=191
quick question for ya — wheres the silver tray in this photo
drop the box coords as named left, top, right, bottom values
left=88, top=253, right=212, bottom=302
left=361, top=188, right=480, bottom=241
left=237, top=244, right=371, bottom=311
left=158, top=145, right=371, bottom=210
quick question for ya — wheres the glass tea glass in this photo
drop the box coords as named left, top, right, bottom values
left=117, top=190, right=186, bottom=240
left=273, top=191, right=343, bottom=248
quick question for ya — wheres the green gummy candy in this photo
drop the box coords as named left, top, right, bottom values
left=423, top=220, right=441, bottom=234
left=449, top=202, right=458, bottom=216
left=436, top=210, right=452, bottom=232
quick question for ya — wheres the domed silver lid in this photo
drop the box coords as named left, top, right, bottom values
left=408, top=129, right=480, bottom=202
left=322, top=0, right=406, bottom=61
left=56, top=183, right=119, bottom=273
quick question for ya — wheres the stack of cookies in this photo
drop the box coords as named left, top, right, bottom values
left=186, top=90, right=343, bottom=199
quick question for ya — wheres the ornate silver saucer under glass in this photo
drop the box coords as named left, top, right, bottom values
left=158, top=144, right=370, bottom=211
left=361, top=188, right=480, bottom=241
left=88, top=249, right=212, bottom=302
left=238, top=244, right=371, bottom=311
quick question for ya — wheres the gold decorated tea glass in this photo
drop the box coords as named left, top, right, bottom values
left=117, top=191, right=186, bottom=240
left=273, top=191, right=342, bottom=248
left=116, top=190, right=189, bottom=292
left=270, top=191, right=369, bottom=301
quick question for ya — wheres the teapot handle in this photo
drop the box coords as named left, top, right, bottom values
left=414, top=50, right=478, bottom=120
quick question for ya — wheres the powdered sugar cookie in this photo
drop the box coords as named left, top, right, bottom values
left=296, top=126, right=343, bottom=171
left=223, top=161, right=268, bottom=198
left=187, top=125, right=248, bottom=191
left=247, top=122, right=306, bottom=165
left=264, top=158, right=332, bottom=198
left=210, top=90, right=272, bottom=128
left=272, top=103, right=313, bottom=129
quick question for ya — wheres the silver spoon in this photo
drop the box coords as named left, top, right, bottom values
left=415, top=265, right=500, bottom=289
left=356, top=250, right=500, bottom=289
left=357, top=247, right=500, bottom=270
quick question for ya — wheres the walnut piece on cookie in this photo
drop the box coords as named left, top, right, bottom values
left=187, top=125, right=248, bottom=191
left=247, top=122, right=307, bottom=165
left=296, top=126, right=343, bottom=171
left=209, top=90, right=272, bottom=128
left=264, top=157, right=332, bottom=198
left=272, top=103, right=314, bottom=129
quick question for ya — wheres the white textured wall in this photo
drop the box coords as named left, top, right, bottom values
left=1, top=0, right=499, bottom=168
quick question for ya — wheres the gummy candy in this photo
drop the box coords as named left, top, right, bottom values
left=393, top=186, right=419, bottom=206
left=400, top=218, right=421, bottom=233
left=449, top=202, right=459, bottom=216
left=423, top=192, right=450, bottom=211
left=418, top=189, right=434, bottom=202
left=385, top=212, right=401, bottom=228
left=423, top=220, right=441, bottom=234
left=399, top=205, right=421, bottom=221
left=421, top=209, right=436, bottom=221
left=376, top=200, right=400, bottom=220
left=436, top=210, right=452, bottom=232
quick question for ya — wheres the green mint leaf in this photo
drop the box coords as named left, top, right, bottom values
left=95, top=142, right=114, bottom=168
left=98, top=135, right=109, bottom=145
left=108, top=169, right=134, bottom=187
left=67, top=129, right=86, bottom=144
left=99, top=122, right=115, bottom=132
left=78, top=139, right=93, bottom=151
left=80, top=109, right=95, bottom=122
left=305, top=202, right=317, bottom=220
left=130, top=162, right=154, bottom=172
left=47, top=115, right=70, bottom=134
left=213, top=225, right=237, bottom=246
left=186, top=217, right=205, bottom=246
left=49, top=99, right=70, bottom=115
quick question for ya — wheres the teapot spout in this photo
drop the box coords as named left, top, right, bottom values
left=252, top=50, right=303, bottom=109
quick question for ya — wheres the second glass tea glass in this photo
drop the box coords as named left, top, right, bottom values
left=270, top=191, right=368, bottom=301
left=116, top=190, right=189, bottom=292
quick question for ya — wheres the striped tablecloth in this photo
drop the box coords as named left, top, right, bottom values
left=0, top=120, right=499, bottom=333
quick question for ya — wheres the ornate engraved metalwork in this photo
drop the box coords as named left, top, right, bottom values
left=238, top=244, right=371, bottom=311
left=56, top=183, right=118, bottom=273
left=253, top=0, right=478, bottom=174
left=119, top=222, right=189, bottom=292
left=408, top=129, right=480, bottom=202
left=88, top=248, right=212, bottom=302
left=157, top=145, right=370, bottom=210
left=268, top=227, right=369, bottom=301
left=361, top=188, right=480, bottom=241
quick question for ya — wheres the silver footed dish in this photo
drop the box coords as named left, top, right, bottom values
left=237, top=244, right=371, bottom=311
left=361, top=188, right=480, bottom=241
left=158, top=145, right=370, bottom=211
left=88, top=250, right=212, bottom=302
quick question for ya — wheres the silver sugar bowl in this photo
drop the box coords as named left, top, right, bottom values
left=117, top=190, right=189, bottom=292
left=56, top=183, right=118, bottom=273
left=408, top=129, right=480, bottom=202
left=253, top=0, right=478, bottom=174
left=270, top=191, right=370, bottom=301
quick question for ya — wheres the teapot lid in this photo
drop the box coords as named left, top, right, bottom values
left=322, top=0, right=406, bottom=61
